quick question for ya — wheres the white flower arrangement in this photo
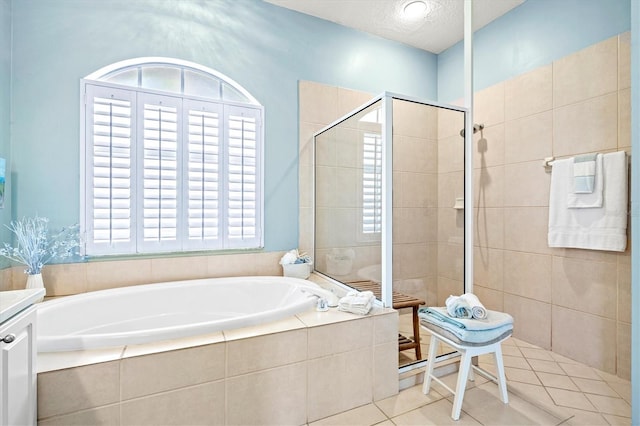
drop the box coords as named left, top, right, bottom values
left=0, top=216, right=80, bottom=275
left=279, top=249, right=312, bottom=265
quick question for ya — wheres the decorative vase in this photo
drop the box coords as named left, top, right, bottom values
left=26, top=273, right=46, bottom=302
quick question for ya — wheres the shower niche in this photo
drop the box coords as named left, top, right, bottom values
left=313, top=93, right=466, bottom=368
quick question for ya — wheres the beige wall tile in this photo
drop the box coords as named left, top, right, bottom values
left=616, top=323, right=631, bottom=380
left=373, top=342, right=399, bottom=400
left=227, top=329, right=307, bottom=376
left=553, top=36, right=618, bottom=107
left=374, top=312, right=398, bottom=345
left=394, top=242, right=436, bottom=280
left=618, top=32, right=631, bottom=90
left=0, top=267, right=12, bottom=291
left=207, top=253, right=258, bottom=277
left=618, top=88, right=631, bottom=149
left=121, top=343, right=225, bottom=400
left=299, top=81, right=339, bottom=125
left=553, top=93, right=618, bottom=157
left=335, top=127, right=360, bottom=168
left=504, top=293, right=551, bottom=349
left=393, top=135, right=437, bottom=173
left=314, top=208, right=357, bottom=249
left=437, top=107, right=465, bottom=140
left=38, top=405, right=120, bottom=425
left=438, top=171, right=464, bottom=209
left=299, top=164, right=313, bottom=209
left=475, top=82, right=505, bottom=127
left=436, top=243, right=464, bottom=282
left=617, top=261, right=631, bottom=324
left=504, top=251, right=552, bottom=302
left=42, top=262, right=87, bottom=296
left=299, top=122, right=323, bottom=168
left=226, top=362, right=307, bottom=425
left=38, top=361, right=120, bottom=419
left=505, top=111, right=553, bottom=164
left=307, top=348, right=373, bottom=421
left=474, top=124, right=504, bottom=169
left=474, top=166, right=504, bottom=208
left=437, top=208, right=463, bottom=244
left=121, top=381, right=225, bottom=426
left=337, top=87, right=374, bottom=118
left=86, top=259, right=152, bottom=292
left=436, top=276, right=464, bottom=306
left=473, top=285, right=504, bottom=312
left=438, top=134, right=464, bottom=173
left=504, top=161, right=550, bottom=207
left=394, top=207, right=436, bottom=244
left=150, top=256, right=208, bottom=283
left=474, top=207, right=504, bottom=249
left=552, top=306, right=616, bottom=374
left=308, top=317, right=373, bottom=358
left=505, top=64, right=553, bottom=121
left=393, top=99, right=438, bottom=139
left=551, top=257, right=617, bottom=319
left=504, top=207, right=552, bottom=255
left=473, top=247, right=504, bottom=291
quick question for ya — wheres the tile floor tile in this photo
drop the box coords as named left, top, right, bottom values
left=502, top=354, right=532, bottom=370
left=561, top=408, right=610, bottom=425
left=584, top=393, right=632, bottom=417
left=504, top=367, right=542, bottom=385
left=390, top=399, right=482, bottom=425
left=602, top=413, right=633, bottom=425
left=546, top=388, right=597, bottom=411
left=560, top=362, right=602, bottom=380
left=571, top=377, right=619, bottom=397
left=527, top=359, right=565, bottom=375
left=520, top=347, right=555, bottom=361
left=310, top=403, right=387, bottom=426
left=535, top=372, right=580, bottom=391
left=375, top=383, right=443, bottom=418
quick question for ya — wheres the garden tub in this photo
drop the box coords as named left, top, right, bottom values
left=37, top=276, right=332, bottom=352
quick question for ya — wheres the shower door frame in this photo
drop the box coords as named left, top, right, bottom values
left=312, top=92, right=470, bottom=372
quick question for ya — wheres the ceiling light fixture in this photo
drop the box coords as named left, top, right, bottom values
left=403, top=1, right=429, bottom=19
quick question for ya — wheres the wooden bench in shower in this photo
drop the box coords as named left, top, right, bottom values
left=347, top=280, right=425, bottom=360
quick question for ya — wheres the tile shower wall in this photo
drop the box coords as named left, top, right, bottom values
left=471, top=33, right=631, bottom=379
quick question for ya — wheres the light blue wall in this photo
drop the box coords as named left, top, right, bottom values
left=0, top=0, right=11, bottom=267
left=438, top=0, right=632, bottom=102
left=8, top=0, right=437, bottom=253
left=630, top=0, right=639, bottom=422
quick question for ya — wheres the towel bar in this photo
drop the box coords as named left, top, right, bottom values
left=544, top=152, right=630, bottom=173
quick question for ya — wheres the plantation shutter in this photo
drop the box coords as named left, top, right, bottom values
left=183, top=99, right=222, bottom=250
left=137, top=93, right=182, bottom=252
left=224, top=105, right=262, bottom=248
left=362, top=133, right=382, bottom=234
left=85, top=85, right=136, bottom=255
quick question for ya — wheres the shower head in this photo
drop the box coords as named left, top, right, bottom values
left=459, top=123, right=485, bottom=137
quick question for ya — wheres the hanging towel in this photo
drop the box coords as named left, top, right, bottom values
left=573, top=153, right=598, bottom=193
left=568, top=153, right=603, bottom=208
left=445, top=295, right=473, bottom=319
left=548, top=151, right=628, bottom=252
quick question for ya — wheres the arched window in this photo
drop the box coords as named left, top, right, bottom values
left=81, top=58, right=263, bottom=255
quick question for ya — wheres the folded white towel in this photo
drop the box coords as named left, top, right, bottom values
left=549, top=151, right=628, bottom=252
left=573, top=153, right=597, bottom=193
left=459, top=293, right=488, bottom=320
left=568, top=153, right=603, bottom=208
left=445, top=295, right=473, bottom=319
left=338, top=290, right=374, bottom=315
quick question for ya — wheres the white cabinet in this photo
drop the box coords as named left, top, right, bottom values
left=0, top=305, right=37, bottom=426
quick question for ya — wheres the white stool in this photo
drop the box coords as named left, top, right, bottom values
left=421, top=325, right=511, bottom=421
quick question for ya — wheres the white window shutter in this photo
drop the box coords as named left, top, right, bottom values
left=137, top=93, right=182, bottom=253
left=362, top=133, right=382, bottom=234
left=183, top=99, right=223, bottom=250
left=84, top=85, right=136, bottom=255
left=224, top=105, right=262, bottom=249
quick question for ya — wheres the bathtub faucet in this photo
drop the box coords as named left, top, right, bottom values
left=299, top=284, right=340, bottom=307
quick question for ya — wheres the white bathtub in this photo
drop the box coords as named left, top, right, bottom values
left=37, top=276, right=327, bottom=352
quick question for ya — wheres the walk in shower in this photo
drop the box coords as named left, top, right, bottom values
left=314, top=93, right=467, bottom=368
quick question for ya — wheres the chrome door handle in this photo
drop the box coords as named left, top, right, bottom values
left=1, top=334, right=16, bottom=344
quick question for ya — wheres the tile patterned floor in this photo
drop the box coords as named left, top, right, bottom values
left=310, top=333, right=632, bottom=425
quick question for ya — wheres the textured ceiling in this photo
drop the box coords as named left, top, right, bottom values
left=264, top=0, right=525, bottom=54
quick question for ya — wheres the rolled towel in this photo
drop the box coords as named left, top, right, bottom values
left=459, top=293, right=487, bottom=320
left=445, top=295, right=473, bottom=319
